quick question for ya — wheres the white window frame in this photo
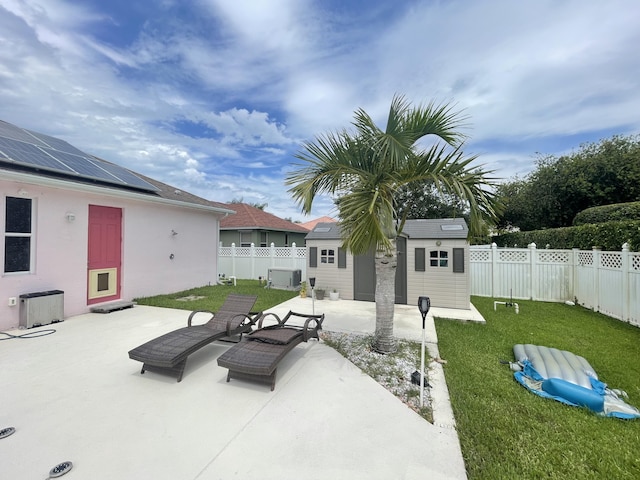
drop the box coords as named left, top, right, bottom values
left=429, top=249, right=449, bottom=268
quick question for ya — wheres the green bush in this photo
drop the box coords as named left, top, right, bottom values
left=573, top=201, right=640, bottom=225
left=493, top=220, right=640, bottom=251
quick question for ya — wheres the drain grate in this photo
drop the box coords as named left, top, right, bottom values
left=0, top=426, right=15, bottom=439
left=48, top=461, right=73, bottom=478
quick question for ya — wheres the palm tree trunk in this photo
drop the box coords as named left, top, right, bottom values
left=372, top=242, right=397, bottom=353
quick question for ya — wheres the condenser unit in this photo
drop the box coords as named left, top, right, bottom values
left=19, top=290, right=64, bottom=328
left=267, top=268, right=302, bottom=290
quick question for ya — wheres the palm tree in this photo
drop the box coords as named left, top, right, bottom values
left=286, top=95, right=499, bottom=353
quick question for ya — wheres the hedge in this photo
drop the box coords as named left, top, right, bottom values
left=492, top=220, right=640, bottom=252
left=573, top=201, right=640, bottom=225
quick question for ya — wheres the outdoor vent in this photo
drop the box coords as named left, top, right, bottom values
left=19, top=290, right=64, bottom=329
left=267, top=268, right=302, bottom=290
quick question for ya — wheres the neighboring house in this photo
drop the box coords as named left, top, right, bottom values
left=305, top=218, right=471, bottom=309
left=0, top=119, right=234, bottom=331
left=298, top=215, right=337, bottom=231
left=219, top=202, right=309, bottom=247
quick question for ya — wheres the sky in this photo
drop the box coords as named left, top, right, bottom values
left=1, top=0, right=639, bottom=221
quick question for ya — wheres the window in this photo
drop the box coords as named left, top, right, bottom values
left=320, top=249, right=335, bottom=264
left=260, top=231, right=268, bottom=247
left=240, top=231, right=251, bottom=247
left=430, top=250, right=448, bottom=268
left=4, top=196, right=33, bottom=273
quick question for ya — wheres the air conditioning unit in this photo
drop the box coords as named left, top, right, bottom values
left=19, top=290, right=64, bottom=328
left=267, top=268, right=302, bottom=290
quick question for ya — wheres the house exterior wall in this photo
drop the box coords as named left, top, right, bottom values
left=220, top=230, right=307, bottom=247
left=406, top=239, right=470, bottom=309
left=1, top=177, right=221, bottom=330
left=305, top=240, right=354, bottom=300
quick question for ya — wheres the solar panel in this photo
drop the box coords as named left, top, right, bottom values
left=0, top=120, right=159, bottom=192
left=0, top=121, right=49, bottom=147
left=26, top=130, right=89, bottom=157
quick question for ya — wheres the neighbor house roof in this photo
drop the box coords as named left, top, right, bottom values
left=305, top=218, right=468, bottom=240
left=299, top=216, right=337, bottom=231
left=220, top=203, right=309, bottom=233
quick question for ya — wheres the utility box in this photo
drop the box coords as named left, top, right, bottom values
left=267, top=268, right=302, bottom=290
left=19, top=290, right=64, bottom=328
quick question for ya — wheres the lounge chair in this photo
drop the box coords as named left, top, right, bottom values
left=128, top=294, right=260, bottom=382
left=216, top=310, right=324, bottom=391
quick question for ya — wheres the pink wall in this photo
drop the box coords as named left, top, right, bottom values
left=1, top=177, right=222, bottom=330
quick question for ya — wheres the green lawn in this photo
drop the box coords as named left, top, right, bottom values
left=435, top=296, right=640, bottom=480
left=133, top=280, right=299, bottom=313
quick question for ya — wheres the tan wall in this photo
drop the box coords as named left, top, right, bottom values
left=305, top=240, right=354, bottom=300
left=406, top=239, right=470, bottom=309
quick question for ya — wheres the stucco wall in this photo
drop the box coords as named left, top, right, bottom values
left=1, top=178, right=221, bottom=330
left=220, top=230, right=307, bottom=247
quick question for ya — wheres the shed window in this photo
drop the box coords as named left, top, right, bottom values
left=321, top=249, right=335, bottom=264
left=415, top=248, right=426, bottom=271
left=4, top=196, right=33, bottom=273
left=430, top=250, right=448, bottom=268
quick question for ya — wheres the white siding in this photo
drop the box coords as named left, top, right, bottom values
left=407, top=239, right=470, bottom=309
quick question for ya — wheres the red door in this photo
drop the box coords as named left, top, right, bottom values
left=87, top=205, right=122, bottom=304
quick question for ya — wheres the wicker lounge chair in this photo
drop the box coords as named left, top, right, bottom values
left=217, top=310, right=324, bottom=391
left=128, top=294, right=260, bottom=382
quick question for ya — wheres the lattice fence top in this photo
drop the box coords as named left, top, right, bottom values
left=538, top=251, right=570, bottom=263
left=499, top=250, right=529, bottom=262
left=633, top=254, right=640, bottom=271
left=578, top=251, right=593, bottom=266
left=470, top=250, right=490, bottom=262
left=601, top=252, right=622, bottom=269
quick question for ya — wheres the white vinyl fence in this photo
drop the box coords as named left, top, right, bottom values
left=470, top=243, right=640, bottom=326
left=218, top=243, right=307, bottom=281
left=218, top=242, right=640, bottom=327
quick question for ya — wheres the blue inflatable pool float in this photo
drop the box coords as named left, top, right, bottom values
left=511, top=344, right=640, bottom=419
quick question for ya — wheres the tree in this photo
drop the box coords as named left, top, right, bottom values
left=496, top=135, right=640, bottom=231
left=286, top=95, right=498, bottom=353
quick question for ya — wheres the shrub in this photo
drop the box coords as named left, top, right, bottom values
left=573, top=201, right=640, bottom=225
left=492, top=220, right=640, bottom=251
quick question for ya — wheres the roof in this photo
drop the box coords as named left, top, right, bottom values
left=299, top=216, right=337, bottom=231
left=306, top=218, right=468, bottom=240
left=220, top=203, right=309, bottom=233
left=0, top=119, right=233, bottom=214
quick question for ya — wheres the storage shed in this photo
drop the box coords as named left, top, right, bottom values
left=305, top=218, right=471, bottom=309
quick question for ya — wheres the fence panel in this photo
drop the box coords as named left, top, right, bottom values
left=218, top=243, right=306, bottom=281
left=220, top=242, right=638, bottom=327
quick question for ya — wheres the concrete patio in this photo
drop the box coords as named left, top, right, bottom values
left=0, top=296, right=483, bottom=479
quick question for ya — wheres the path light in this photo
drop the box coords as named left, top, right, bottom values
left=309, top=277, right=316, bottom=315
left=418, top=296, right=431, bottom=408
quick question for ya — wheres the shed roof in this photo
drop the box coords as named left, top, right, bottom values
left=306, top=218, right=468, bottom=240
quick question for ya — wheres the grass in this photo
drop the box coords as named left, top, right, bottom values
left=133, top=279, right=299, bottom=313
left=435, top=296, right=640, bottom=480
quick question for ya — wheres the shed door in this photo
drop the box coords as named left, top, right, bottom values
left=353, top=237, right=407, bottom=304
left=87, top=205, right=122, bottom=304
